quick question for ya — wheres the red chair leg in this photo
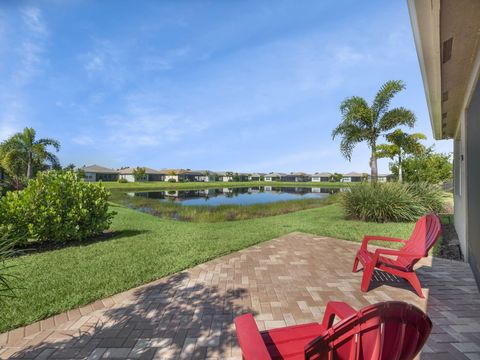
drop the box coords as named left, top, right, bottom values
left=360, top=263, right=375, bottom=292
left=405, top=272, right=425, bottom=298
left=352, top=256, right=360, bottom=273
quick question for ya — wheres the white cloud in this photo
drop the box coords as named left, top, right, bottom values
left=20, top=7, right=48, bottom=36
left=72, top=135, right=94, bottom=145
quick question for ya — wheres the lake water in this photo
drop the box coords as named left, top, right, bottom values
left=127, top=187, right=339, bottom=206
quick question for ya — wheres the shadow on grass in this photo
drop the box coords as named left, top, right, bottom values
left=13, top=229, right=151, bottom=257
left=9, top=272, right=254, bottom=359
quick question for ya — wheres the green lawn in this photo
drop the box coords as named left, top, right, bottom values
left=1, top=202, right=413, bottom=333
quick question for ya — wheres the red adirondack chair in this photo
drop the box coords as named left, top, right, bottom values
left=235, top=301, right=432, bottom=360
left=353, top=214, right=442, bottom=298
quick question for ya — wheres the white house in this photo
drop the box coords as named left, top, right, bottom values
left=341, top=172, right=364, bottom=183
left=248, top=173, right=265, bottom=181
left=118, top=167, right=164, bottom=182
left=216, top=172, right=233, bottom=182
left=82, top=165, right=119, bottom=182
left=312, top=172, right=332, bottom=182
left=408, top=0, right=480, bottom=286
left=264, top=172, right=282, bottom=182
left=282, top=172, right=311, bottom=182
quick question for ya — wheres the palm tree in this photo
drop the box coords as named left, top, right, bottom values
left=376, top=129, right=426, bottom=182
left=332, top=80, right=416, bottom=182
left=1, top=127, right=60, bottom=179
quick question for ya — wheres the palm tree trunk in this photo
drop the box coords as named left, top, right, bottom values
left=27, top=152, right=33, bottom=179
left=398, top=152, right=403, bottom=183
left=370, top=147, right=378, bottom=183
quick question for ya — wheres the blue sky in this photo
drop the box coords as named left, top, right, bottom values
left=0, top=0, right=452, bottom=173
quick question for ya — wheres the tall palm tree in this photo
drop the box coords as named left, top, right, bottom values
left=332, top=80, right=416, bottom=181
left=376, top=129, right=426, bottom=182
left=1, top=127, right=60, bottom=179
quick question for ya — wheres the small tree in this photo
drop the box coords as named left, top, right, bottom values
left=376, top=130, right=426, bottom=182
left=332, top=80, right=416, bottom=182
left=331, top=173, right=343, bottom=182
left=390, top=146, right=452, bottom=184
left=0, top=127, right=60, bottom=179
left=133, top=167, right=147, bottom=181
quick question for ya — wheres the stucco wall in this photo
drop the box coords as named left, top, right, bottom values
left=454, top=134, right=467, bottom=257
left=466, top=81, right=480, bottom=284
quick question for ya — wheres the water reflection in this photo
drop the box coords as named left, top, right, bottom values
left=127, top=187, right=339, bottom=206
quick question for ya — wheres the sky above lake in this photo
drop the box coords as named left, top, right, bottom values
left=0, top=0, right=452, bottom=173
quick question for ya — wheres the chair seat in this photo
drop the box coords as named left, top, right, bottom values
left=357, top=248, right=411, bottom=272
left=261, top=322, right=325, bottom=360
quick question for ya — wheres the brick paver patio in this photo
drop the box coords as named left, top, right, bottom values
left=1, top=232, right=479, bottom=359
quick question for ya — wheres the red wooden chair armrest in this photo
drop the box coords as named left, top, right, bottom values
left=321, top=301, right=357, bottom=329
left=234, top=314, right=271, bottom=360
left=374, top=248, right=425, bottom=258
left=361, top=235, right=407, bottom=250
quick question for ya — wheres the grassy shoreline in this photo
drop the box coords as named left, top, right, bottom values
left=102, top=180, right=351, bottom=191
left=1, top=202, right=413, bottom=333
left=109, top=187, right=339, bottom=222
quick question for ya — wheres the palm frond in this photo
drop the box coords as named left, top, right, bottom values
left=37, top=137, right=61, bottom=151
left=378, top=107, right=416, bottom=131
left=371, top=80, right=406, bottom=119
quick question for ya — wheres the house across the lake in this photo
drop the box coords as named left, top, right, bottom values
left=80, top=164, right=387, bottom=184
left=311, top=172, right=332, bottom=182
left=82, top=165, right=119, bottom=182
left=283, top=172, right=312, bottom=182
left=264, top=172, right=283, bottom=181
left=118, top=167, right=164, bottom=182
left=375, top=174, right=391, bottom=183
left=248, top=173, right=266, bottom=181
left=341, top=172, right=364, bottom=183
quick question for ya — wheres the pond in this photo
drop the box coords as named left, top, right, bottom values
left=127, top=186, right=340, bottom=206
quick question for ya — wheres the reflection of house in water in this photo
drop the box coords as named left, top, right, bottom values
left=312, top=187, right=340, bottom=194
left=276, top=187, right=311, bottom=194
left=264, top=186, right=272, bottom=191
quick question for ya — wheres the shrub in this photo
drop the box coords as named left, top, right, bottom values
left=341, top=182, right=444, bottom=222
left=0, top=232, right=17, bottom=299
left=0, top=171, right=115, bottom=246
left=405, top=182, right=444, bottom=214
left=168, top=178, right=177, bottom=183
left=117, top=178, right=128, bottom=183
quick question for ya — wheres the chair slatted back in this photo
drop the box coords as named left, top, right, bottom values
left=396, top=214, right=441, bottom=270
left=304, top=302, right=432, bottom=360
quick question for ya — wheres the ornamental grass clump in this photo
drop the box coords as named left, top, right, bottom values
left=0, top=171, right=115, bottom=246
left=341, top=182, right=443, bottom=223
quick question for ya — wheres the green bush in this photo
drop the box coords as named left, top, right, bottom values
left=117, top=178, right=128, bottom=183
left=341, top=182, right=444, bottom=222
left=168, top=178, right=177, bottom=183
left=0, top=171, right=115, bottom=246
left=406, top=182, right=444, bottom=214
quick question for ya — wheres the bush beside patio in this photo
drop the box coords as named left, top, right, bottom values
left=0, top=202, right=414, bottom=333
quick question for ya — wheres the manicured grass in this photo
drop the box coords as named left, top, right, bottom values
left=103, top=180, right=350, bottom=190
left=0, top=203, right=413, bottom=333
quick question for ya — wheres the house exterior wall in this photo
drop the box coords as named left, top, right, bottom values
left=149, top=174, right=164, bottom=181
left=96, top=173, right=118, bottom=182
left=454, top=133, right=468, bottom=257
left=84, top=172, right=96, bottom=182
left=164, top=175, right=180, bottom=182
left=312, top=176, right=330, bottom=182
left=119, top=174, right=135, bottom=182
left=466, top=81, right=480, bottom=284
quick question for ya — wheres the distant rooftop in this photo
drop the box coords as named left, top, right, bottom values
left=82, top=165, right=118, bottom=174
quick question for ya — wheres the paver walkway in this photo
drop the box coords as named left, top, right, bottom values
left=1, top=232, right=479, bottom=359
